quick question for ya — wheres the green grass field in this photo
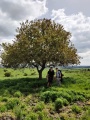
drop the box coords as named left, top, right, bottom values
left=0, top=68, right=90, bottom=120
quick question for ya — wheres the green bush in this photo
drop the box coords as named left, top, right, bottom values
left=41, top=91, right=51, bottom=103
left=1, top=97, right=8, bottom=102
left=60, top=113, right=69, bottom=120
left=37, top=111, right=46, bottom=120
left=4, top=72, right=11, bottom=77
left=14, top=91, right=22, bottom=98
left=3, top=69, right=7, bottom=72
left=61, top=98, right=69, bottom=106
left=13, top=106, right=22, bottom=119
left=31, top=72, right=36, bottom=75
left=3, top=90, right=10, bottom=97
left=60, top=92, right=72, bottom=103
left=81, top=109, right=90, bottom=120
left=0, top=104, right=7, bottom=112
left=23, top=73, right=28, bottom=76
left=34, top=102, right=45, bottom=111
left=55, top=98, right=63, bottom=111
left=51, top=92, right=58, bottom=102
left=72, top=104, right=82, bottom=114
left=6, top=98, right=20, bottom=110
left=25, top=113, right=38, bottom=120
left=41, top=91, right=73, bottom=104
left=73, top=95, right=85, bottom=102
left=14, top=107, right=27, bottom=120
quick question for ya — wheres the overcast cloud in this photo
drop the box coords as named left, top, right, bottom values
left=0, top=0, right=90, bottom=65
left=51, top=9, right=90, bottom=53
left=0, top=0, right=48, bottom=39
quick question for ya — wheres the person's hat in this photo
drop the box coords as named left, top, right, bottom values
left=50, top=66, right=53, bottom=68
left=56, top=67, right=59, bottom=69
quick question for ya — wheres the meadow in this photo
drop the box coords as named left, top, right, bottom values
left=0, top=68, right=90, bottom=120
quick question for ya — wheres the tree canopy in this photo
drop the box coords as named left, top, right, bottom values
left=1, top=18, right=80, bottom=79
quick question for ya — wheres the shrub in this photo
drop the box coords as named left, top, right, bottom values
left=73, top=95, right=85, bottom=102
left=14, top=106, right=27, bottom=120
left=37, top=111, right=45, bottom=120
left=3, top=69, right=7, bottom=72
left=23, top=73, right=28, bottom=76
left=0, top=104, right=7, bottom=112
left=1, top=97, right=8, bottom=102
left=60, top=113, right=69, bottom=120
left=41, top=91, right=72, bottom=104
left=4, top=72, right=11, bottom=77
left=41, top=91, right=51, bottom=103
left=72, top=104, right=82, bottom=114
left=14, top=91, right=22, bottom=98
left=51, top=92, right=58, bottom=102
left=55, top=98, right=63, bottom=111
left=13, top=106, right=22, bottom=119
left=81, top=109, right=90, bottom=120
left=3, top=90, right=10, bottom=97
left=6, top=98, right=20, bottom=110
left=25, top=95, right=32, bottom=104
left=31, top=72, right=36, bottom=75
left=61, top=92, right=72, bottom=103
left=34, top=102, right=45, bottom=111
left=25, top=113, right=38, bottom=120
left=61, top=98, right=69, bottom=106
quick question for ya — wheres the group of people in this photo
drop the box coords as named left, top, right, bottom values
left=47, top=67, right=63, bottom=87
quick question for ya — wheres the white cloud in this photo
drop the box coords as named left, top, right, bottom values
left=79, top=51, right=90, bottom=65
left=51, top=9, right=90, bottom=65
left=0, top=0, right=48, bottom=21
left=0, top=0, right=48, bottom=43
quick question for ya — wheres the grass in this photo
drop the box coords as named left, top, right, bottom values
left=0, top=68, right=90, bottom=120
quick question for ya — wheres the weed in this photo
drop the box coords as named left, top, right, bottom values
left=25, top=112, right=38, bottom=120
left=14, top=91, right=22, bottom=98
left=0, top=104, right=7, bottom=112
left=34, top=102, right=45, bottom=112
left=81, top=109, right=90, bottom=120
left=72, top=104, right=82, bottom=114
left=37, top=111, right=45, bottom=120
left=55, top=98, right=63, bottom=111
left=3, top=69, right=7, bottom=72
left=60, top=113, right=70, bottom=120
left=41, top=91, right=51, bottom=103
left=1, top=97, right=8, bottom=102
left=14, top=107, right=27, bottom=120
left=61, top=98, right=69, bottom=106
left=6, top=98, right=20, bottom=110
left=4, top=72, right=11, bottom=77
left=23, top=73, right=28, bottom=76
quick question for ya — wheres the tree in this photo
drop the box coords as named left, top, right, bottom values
left=1, top=18, right=80, bottom=79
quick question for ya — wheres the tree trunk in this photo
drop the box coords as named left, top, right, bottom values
left=35, top=62, right=46, bottom=80
left=38, top=70, right=42, bottom=80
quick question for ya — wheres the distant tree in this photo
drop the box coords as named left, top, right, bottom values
left=1, top=18, right=80, bottom=79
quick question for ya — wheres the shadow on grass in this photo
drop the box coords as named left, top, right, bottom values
left=63, top=77, right=76, bottom=84
left=0, top=76, right=76, bottom=96
left=0, top=77, right=47, bottom=96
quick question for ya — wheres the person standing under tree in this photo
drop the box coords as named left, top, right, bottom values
left=47, top=67, right=54, bottom=87
left=56, top=67, right=62, bottom=86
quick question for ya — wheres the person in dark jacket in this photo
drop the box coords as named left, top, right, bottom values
left=47, top=67, right=54, bottom=87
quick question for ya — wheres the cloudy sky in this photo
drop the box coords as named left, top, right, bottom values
left=0, top=0, right=90, bottom=65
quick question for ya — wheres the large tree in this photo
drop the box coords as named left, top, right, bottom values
left=1, top=18, right=80, bottom=79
